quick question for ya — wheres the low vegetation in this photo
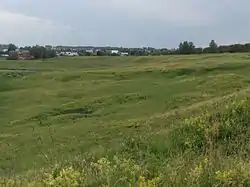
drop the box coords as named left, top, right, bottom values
left=1, top=54, right=250, bottom=186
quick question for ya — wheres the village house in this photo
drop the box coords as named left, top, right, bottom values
left=17, top=50, right=33, bottom=60
left=120, top=52, right=129, bottom=56
left=8, top=50, right=33, bottom=60
left=111, top=50, right=119, bottom=54
left=0, top=44, right=8, bottom=52
left=59, top=51, right=79, bottom=56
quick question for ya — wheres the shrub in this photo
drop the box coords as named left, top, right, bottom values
left=42, top=156, right=161, bottom=187
left=1, top=156, right=162, bottom=186
left=3, top=99, right=250, bottom=186
left=43, top=166, right=85, bottom=187
left=169, top=99, right=250, bottom=155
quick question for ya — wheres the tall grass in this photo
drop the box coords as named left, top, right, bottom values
left=2, top=98, right=250, bottom=186
left=2, top=55, right=250, bottom=186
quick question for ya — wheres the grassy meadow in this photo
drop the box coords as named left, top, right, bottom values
left=1, top=54, right=250, bottom=186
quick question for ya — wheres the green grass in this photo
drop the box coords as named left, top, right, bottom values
left=1, top=54, right=250, bottom=186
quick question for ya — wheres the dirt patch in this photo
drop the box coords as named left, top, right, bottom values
left=57, top=107, right=93, bottom=116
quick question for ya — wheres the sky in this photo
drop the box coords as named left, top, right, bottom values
left=0, top=0, right=250, bottom=48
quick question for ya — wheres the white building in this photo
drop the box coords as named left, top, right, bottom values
left=86, top=49, right=94, bottom=53
left=59, top=52, right=79, bottom=56
left=111, top=50, right=119, bottom=54
left=120, top=52, right=129, bottom=56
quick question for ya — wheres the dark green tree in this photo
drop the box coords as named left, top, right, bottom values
left=8, top=43, right=17, bottom=52
left=195, top=48, right=203, bottom=54
left=97, top=50, right=108, bottom=56
left=28, top=46, right=56, bottom=59
left=208, top=40, right=218, bottom=53
left=178, top=41, right=196, bottom=54
left=229, top=44, right=247, bottom=53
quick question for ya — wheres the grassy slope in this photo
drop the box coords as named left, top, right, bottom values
left=1, top=54, right=250, bottom=185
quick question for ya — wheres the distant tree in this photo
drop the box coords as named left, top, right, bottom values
left=6, top=51, right=18, bottom=60
left=195, top=47, right=203, bottom=54
left=202, top=47, right=210, bottom=53
left=244, top=43, right=250, bottom=52
left=178, top=41, right=196, bottom=54
left=44, top=49, right=57, bottom=59
left=110, top=53, right=120, bottom=56
left=85, top=52, right=93, bottom=56
left=8, top=43, right=17, bottom=52
left=151, top=49, right=161, bottom=56
left=160, top=48, right=170, bottom=55
left=208, top=40, right=218, bottom=53
left=28, top=46, right=56, bottom=59
left=218, top=45, right=230, bottom=53
left=229, top=44, right=247, bottom=53
left=97, top=50, right=108, bottom=56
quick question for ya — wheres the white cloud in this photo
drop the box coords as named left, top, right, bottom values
left=1, top=0, right=250, bottom=47
left=85, top=0, right=214, bottom=26
left=0, top=11, right=73, bottom=46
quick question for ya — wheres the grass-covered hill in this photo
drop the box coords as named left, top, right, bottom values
left=1, top=54, right=250, bottom=186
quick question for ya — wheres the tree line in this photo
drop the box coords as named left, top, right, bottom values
left=20, top=46, right=57, bottom=59
left=176, top=40, right=250, bottom=55
left=4, top=40, right=250, bottom=59
left=5, top=44, right=56, bottom=60
left=94, top=40, right=250, bottom=56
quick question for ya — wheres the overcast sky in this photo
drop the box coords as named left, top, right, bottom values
left=0, top=0, right=250, bottom=48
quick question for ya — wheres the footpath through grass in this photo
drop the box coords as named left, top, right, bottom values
left=1, top=54, right=250, bottom=186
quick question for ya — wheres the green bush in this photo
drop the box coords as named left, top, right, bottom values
left=168, top=99, right=250, bottom=155
left=3, top=99, right=250, bottom=186
left=1, top=157, right=161, bottom=187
